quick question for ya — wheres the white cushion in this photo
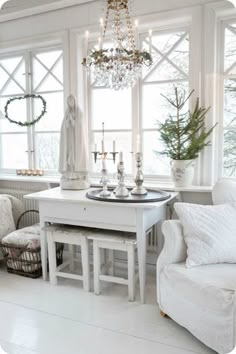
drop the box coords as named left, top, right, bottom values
left=2, top=224, right=40, bottom=250
left=159, top=262, right=236, bottom=353
left=212, top=178, right=236, bottom=205
left=174, top=202, right=236, bottom=267
left=0, top=196, right=15, bottom=239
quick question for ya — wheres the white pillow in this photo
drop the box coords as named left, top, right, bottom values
left=174, top=202, right=236, bottom=268
left=0, top=196, right=16, bottom=239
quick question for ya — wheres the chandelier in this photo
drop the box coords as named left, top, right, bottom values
left=82, top=0, right=153, bottom=90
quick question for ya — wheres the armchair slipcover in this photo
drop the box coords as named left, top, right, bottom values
left=157, top=179, right=236, bottom=354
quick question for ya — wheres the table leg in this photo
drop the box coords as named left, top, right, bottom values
left=136, top=210, right=146, bottom=304
left=40, top=218, right=48, bottom=281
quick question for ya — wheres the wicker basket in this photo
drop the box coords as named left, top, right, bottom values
left=0, top=242, right=64, bottom=279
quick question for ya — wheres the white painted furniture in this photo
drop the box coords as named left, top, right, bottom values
left=157, top=179, right=236, bottom=354
left=45, top=224, right=90, bottom=291
left=89, top=231, right=137, bottom=301
left=26, top=187, right=176, bottom=303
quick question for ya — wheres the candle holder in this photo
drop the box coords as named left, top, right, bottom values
left=15, top=169, right=44, bottom=177
left=99, top=168, right=111, bottom=197
left=131, top=153, right=148, bottom=196
left=92, top=123, right=119, bottom=164
left=115, top=161, right=129, bottom=198
left=92, top=151, right=119, bottom=164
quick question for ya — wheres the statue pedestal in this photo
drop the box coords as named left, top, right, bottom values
left=60, top=172, right=90, bottom=190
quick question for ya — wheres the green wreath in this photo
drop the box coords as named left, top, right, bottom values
left=4, top=94, right=47, bottom=127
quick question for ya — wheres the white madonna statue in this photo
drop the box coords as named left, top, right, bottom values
left=59, top=94, right=90, bottom=190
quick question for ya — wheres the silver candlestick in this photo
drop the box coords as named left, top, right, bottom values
left=99, top=168, right=111, bottom=197
left=115, top=161, right=129, bottom=198
left=131, top=153, right=148, bottom=195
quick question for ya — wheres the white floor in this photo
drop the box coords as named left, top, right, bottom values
left=0, top=263, right=216, bottom=354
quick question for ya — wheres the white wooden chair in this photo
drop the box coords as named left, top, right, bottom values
left=45, top=224, right=91, bottom=291
left=88, top=231, right=137, bottom=302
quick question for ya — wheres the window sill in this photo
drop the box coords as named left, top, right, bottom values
left=0, top=174, right=213, bottom=193
left=90, top=178, right=213, bottom=193
left=0, top=174, right=60, bottom=184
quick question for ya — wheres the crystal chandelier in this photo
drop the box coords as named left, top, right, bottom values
left=82, top=0, right=153, bottom=90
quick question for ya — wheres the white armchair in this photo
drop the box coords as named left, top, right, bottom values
left=157, top=179, right=236, bottom=354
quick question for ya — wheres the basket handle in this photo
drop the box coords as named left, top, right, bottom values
left=16, top=210, right=39, bottom=230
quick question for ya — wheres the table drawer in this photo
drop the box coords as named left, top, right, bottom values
left=40, top=201, right=136, bottom=227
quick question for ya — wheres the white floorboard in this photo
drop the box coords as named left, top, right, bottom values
left=0, top=263, right=216, bottom=354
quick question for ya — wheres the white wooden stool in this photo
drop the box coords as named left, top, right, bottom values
left=89, top=231, right=137, bottom=301
left=45, top=225, right=91, bottom=291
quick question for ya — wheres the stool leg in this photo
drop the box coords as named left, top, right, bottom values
left=81, top=238, right=90, bottom=292
left=69, top=244, right=76, bottom=271
left=128, top=244, right=135, bottom=302
left=107, top=250, right=114, bottom=276
left=101, top=248, right=105, bottom=271
left=47, top=232, right=57, bottom=285
left=93, top=241, right=101, bottom=295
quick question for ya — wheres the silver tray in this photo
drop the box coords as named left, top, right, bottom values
left=86, top=189, right=170, bottom=203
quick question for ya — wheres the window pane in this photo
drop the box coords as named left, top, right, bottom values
left=223, top=24, right=236, bottom=177
left=32, top=50, right=63, bottom=92
left=35, top=133, right=60, bottom=171
left=224, top=79, right=236, bottom=127
left=91, top=132, right=132, bottom=174
left=224, top=25, right=236, bottom=72
left=0, top=134, right=28, bottom=169
left=142, top=82, right=189, bottom=129
left=143, top=131, right=170, bottom=175
left=0, top=97, right=27, bottom=133
left=0, top=56, right=26, bottom=95
left=34, top=92, right=64, bottom=132
left=223, top=129, right=236, bottom=177
left=91, top=88, right=132, bottom=130
left=142, top=31, right=189, bottom=82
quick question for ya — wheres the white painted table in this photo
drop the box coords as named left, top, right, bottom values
left=26, top=187, right=177, bottom=303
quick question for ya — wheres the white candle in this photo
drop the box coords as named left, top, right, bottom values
left=113, top=140, right=116, bottom=153
left=199, top=72, right=202, bottom=105
left=101, top=139, right=105, bottom=153
left=100, top=18, right=104, bottom=50
left=119, top=151, right=123, bottom=163
left=149, top=29, right=152, bottom=55
left=85, top=31, right=89, bottom=56
left=136, top=134, right=141, bottom=153
left=94, top=143, right=97, bottom=152
left=98, top=37, right=102, bottom=50
left=102, top=159, right=106, bottom=170
left=134, top=19, right=139, bottom=46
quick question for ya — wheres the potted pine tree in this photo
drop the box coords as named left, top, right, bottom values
left=158, top=87, right=217, bottom=187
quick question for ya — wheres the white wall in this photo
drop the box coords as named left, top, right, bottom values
left=0, top=0, right=223, bottom=43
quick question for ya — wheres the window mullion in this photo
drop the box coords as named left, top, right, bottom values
left=25, top=51, right=34, bottom=169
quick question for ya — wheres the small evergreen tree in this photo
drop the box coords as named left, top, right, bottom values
left=157, top=87, right=217, bottom=160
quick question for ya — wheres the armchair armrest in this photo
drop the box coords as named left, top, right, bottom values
left=157, top=220, right=187, bottom=304
left=1, top=194, right=24, bottom=227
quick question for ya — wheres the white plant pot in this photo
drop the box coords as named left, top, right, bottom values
left=170, top=160, right=195, bottom=187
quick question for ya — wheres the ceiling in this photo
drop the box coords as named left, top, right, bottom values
left=1, top=0, right=75, bottom=13
left=0, top=0, right=228, bottom=17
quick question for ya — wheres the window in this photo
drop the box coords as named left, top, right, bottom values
left=88, top=40, right=133, bottom=175
left=223, top=22, right=236, bottom=177
left=88, top=28, right=190, bottom=179
left=140, top=30, right=189, bottom=176
left=0, top=47, right=64, bottom=173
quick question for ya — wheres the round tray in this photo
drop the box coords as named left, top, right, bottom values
left=86, top=189, right=170, bottom=203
